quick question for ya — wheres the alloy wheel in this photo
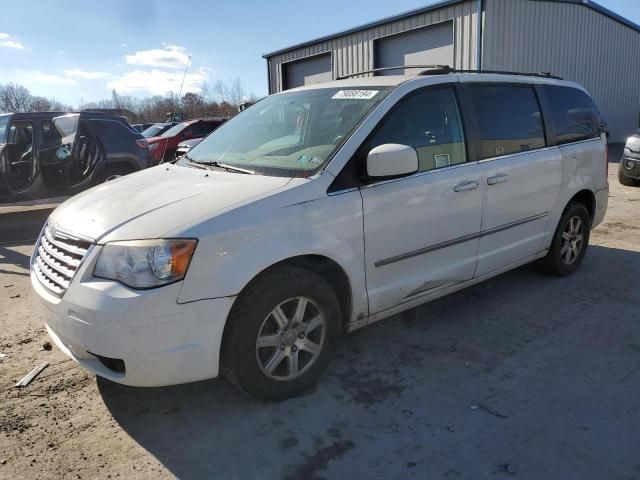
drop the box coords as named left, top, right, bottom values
left=255, top=297, right=326, bottom=381
left=560, top=215, right=584, bottom=265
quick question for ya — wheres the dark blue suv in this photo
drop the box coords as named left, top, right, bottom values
left=0, top=111, right=150, bottom=202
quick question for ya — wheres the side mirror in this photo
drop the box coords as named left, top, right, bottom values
left=367, top=143, right=418, bottom=178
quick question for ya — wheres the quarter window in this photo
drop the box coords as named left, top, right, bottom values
left=366, top=86, right=467, bottom=173
left=543, top=85, right=603, bottom=144
left=469, top=85, right=546, bottom=160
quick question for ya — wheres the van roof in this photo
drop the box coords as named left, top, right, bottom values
left=286, top=72, right=582, bottom=92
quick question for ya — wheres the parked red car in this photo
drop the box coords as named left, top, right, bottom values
left=146, top=118, right=227, bottom=163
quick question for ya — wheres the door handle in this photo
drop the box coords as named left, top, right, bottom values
left=453, top=180, right=479, bottom=192
left=487, top=173, right=509, bottom=185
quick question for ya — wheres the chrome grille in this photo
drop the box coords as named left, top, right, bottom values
left=32, top=223, right=92, bottom=296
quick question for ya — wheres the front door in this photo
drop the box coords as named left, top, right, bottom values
left=1, top=120, right=36, bottom=194
left=466, top=84, right=563, bottom=276
left=360, top=85, right=483, bottom=315
left=39, top=114, right=102, bottom=190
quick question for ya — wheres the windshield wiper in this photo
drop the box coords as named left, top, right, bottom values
left=197, top=160, right=255, bottom=175
left=181, top=155, right=206, bottom=169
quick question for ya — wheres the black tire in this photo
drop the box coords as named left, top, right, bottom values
left=537, top=202, right=591, bottom=277
left=618, top=165, right=637, bottom=187
left=221, top=266, right=341, bottom=401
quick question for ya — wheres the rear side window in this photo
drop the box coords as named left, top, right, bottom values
left=543, top=85, right=603, bottom=144
left=90, top=119, right=135, bottom=143
left=365, top=86, right=467, bottom=173
left=0, top=115, right=11, bottom=143
left=468, top=85, right=546, bottom=160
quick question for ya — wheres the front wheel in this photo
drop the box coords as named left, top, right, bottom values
left=618, top=165, right=638, bottom=187
left=221, top=266, right=341, bottom=401
left=537, top=202, right=591, bottom=276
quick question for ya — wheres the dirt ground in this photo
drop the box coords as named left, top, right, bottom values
left=1, top=157, right=639, bottom=480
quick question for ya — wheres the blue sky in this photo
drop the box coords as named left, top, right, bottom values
left=0, top=0, right=638, bottom=106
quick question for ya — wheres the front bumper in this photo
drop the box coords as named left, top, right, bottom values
left=31, top=253, right=235, bottom=387
left=620, top=152, right=640, bottom=180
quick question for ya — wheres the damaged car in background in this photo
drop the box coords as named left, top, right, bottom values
left=146, top=117, right=227, bottom=164
left=0, top=112, right=150, bottom=202
left=619, top=131, right=640, bottom=186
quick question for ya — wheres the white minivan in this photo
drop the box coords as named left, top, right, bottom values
left=31, top=71, right=609, bottom=400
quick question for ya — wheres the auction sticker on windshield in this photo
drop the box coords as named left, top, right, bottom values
left=332, top=90, right=379, bottom=100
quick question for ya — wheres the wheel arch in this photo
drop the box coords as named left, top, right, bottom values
left=568, top=189, right=596, bottom=221
left=227, top=254, right=353, bottom=333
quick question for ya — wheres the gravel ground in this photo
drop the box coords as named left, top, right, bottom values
left=0, top=157, right=639, bottom=480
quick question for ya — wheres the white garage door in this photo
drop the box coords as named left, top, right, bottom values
left=283, top=54, right=332, bottom=89
left=376, top=22, right=454, bottom=75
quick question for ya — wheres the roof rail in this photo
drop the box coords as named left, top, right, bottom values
left=417, top=66, right=563, bottom=80
left=335, top=65, right=449, bottom=80
left=335, top=65, right=563, bottom=81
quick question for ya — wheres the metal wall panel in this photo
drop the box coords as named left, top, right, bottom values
left=483, top=0, right=640, bottom=142
left=283, top=53, right=333, bottom=89
left=375, top=21, right=454, bottom=74
left=266, top=0, right=480, bottom=93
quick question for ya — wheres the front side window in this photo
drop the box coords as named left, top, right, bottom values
left=184, top=87, right=390, bottom=176
left=469, top=85, right=546, bottom=160
left=51, top=114, right=79, bottom=141
left=543, top=85, right=603, bottom=144
left=364, top=86, right=467, bottom=172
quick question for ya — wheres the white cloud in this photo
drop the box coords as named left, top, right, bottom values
left=107, top=68, right=208, bottom=95
left=64, top=68, right=110, bottom=79
left=16, top=70, right=75, bottom=85
left=125, top=45, right=189, bottom=69
left=1, top=40, right=25, bottom=49
left=120, top=43, right=127, bottom=48
left=0, top=32, right=25, bottom=49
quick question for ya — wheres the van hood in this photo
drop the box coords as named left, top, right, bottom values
left=50, top=164, right=293, bottom=241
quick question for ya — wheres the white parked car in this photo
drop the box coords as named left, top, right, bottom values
left=31, top=71, right=609, bottom=400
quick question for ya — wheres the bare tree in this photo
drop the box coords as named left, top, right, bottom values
left=0, top=83, right=32, bottom=112
left=228, top=78, right=246, bottom=107
left=0, top=80, right=257, bottom=119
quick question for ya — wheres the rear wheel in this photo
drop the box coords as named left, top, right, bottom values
left=618, top=165, right=638, bottom=186
left=221, top=266, right=340, bottom=401
left=537, top=202, right=591, bottom=276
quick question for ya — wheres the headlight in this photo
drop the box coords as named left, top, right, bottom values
left=148, top=142, right=160, bottom=151
left=627, top=136, right=640, bottom=152
left=94, top=239, right=197, bottom=289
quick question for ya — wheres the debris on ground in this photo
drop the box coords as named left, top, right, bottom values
left=41, top=341, right=52, bottom=351
left=15, top=362, right=49, bottom=388
left=470, top=404, right=508, bottom=418
left=0, top=353, right=7, bottom=358
left=9, top=294, right=20, bottom=299
left=4, top=284, right=14, bottom=288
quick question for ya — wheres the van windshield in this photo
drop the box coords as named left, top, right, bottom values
left=183, top=87, right=390, bottom=176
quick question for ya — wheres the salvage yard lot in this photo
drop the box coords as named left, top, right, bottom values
left=1, top=163, right=639, bottom=480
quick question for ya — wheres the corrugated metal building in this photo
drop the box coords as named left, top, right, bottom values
left=263, top=0, right=640, bottom=142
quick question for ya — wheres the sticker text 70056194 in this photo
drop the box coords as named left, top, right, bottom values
left=332, top=90, right=379, bottom=100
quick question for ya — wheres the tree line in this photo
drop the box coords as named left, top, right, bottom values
left=0, top=78, right=259, bottom=123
